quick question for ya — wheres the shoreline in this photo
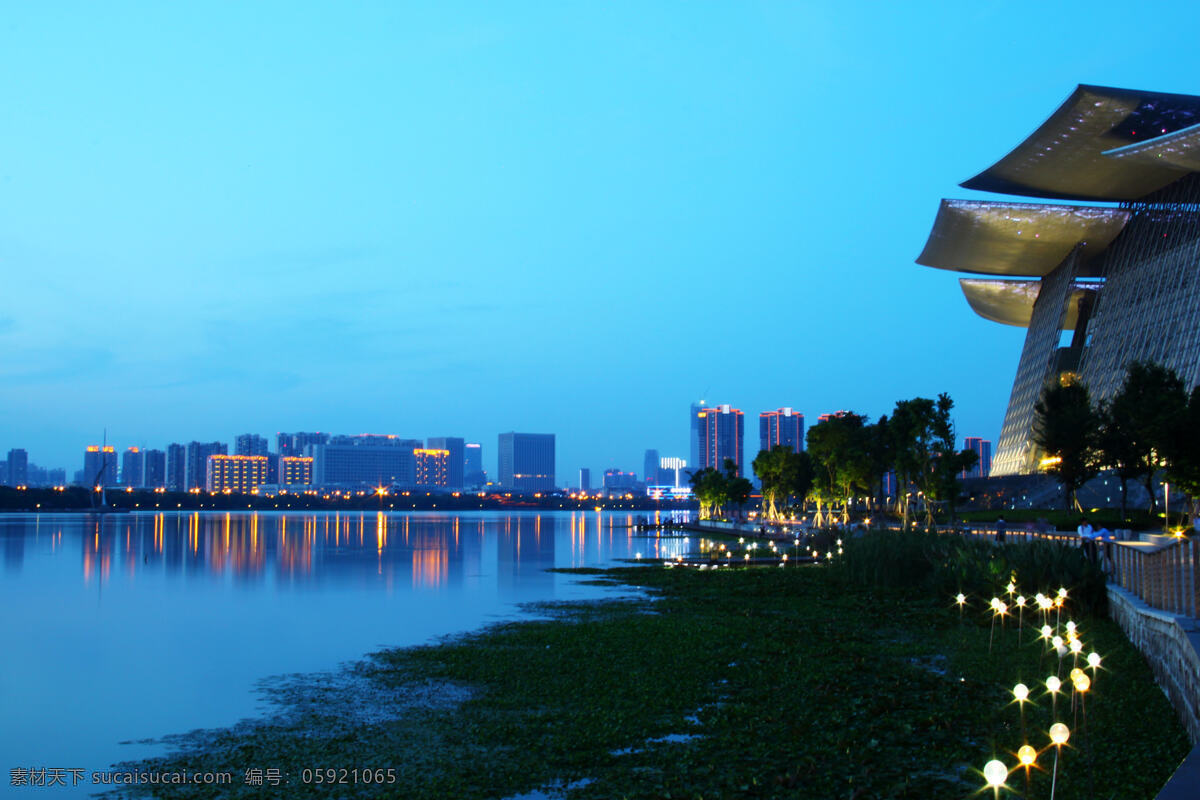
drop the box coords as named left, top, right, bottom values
left=104, top=561, right=1187, bottom=799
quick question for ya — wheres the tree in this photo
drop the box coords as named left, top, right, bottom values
left=1095, top=401, right=1141, bottom=522
left=922, top=394, right=977, bottom=526
left=889, top=395, right=976, bottom=528
left=807, top=412, right=874, bottom=524
left=688, top=467, right=727, bottom=521
left=1033, top=379, right=1098, bottom=511
left=724, top=457, right=753, bottom=521
left=1104, top=361, right=1187, bottom=514
left=753, top=447, right=816, bottom=521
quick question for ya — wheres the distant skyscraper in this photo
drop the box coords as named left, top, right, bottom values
left=963, top=438, right=993, bottom=479
left=427, top=437, right=464, bottom=488
left=643, top=449, right=660, bottom=483
left=579, top=467, right=591, bottom=491
left=760, top=408, right=805, bottom=454
left=120, top=447, right=144, bottom=487
left=498, top=433, right=555, bottom=491
left=698, top=405, right=744, bottom=476
left=166, top=444, right=186, bottom=491
left=277, top=432, right=329, bottom=457
left=310, top=442, right=414, bottom=488
left=689, top=402, right=708, bottom=471
left=464, top=442, right=485, bottom=485
left=5, top=449, right=28, bottom=486
left=185, top=441, right=227, bottom=490
left=279, top=456, right=313, bottom=486
left=83, top=446, right=118, bottom=487
left=235, top=434, right=269, bottom=457
left=414, top=448, right=450, bottom=488
left=143, top=449, right=166, bottom=488
left=206, top=455, right=269, bottom=493
left=603, top=469, right=639, bottom=491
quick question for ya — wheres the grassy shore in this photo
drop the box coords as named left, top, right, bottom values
left=109, top=563, right=1187, bottom=799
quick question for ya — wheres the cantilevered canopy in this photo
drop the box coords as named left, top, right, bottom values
left=1103, top=122, right=1200, bottom=172
left=916, top=199, right=1130, bottom=277
left=960, top=278, right=1096, bottom=329
left=961, top=85, right=1200, bottom=201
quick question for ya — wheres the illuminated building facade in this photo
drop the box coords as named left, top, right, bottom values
left=83, top=445, right=118, bottom=486
left=414, top=448, right=450, bottom=487
left=603, top=469, right=639, bottom=491
left=498, top=432, right=555, bottom=491
left=206, top=454, right=270, bottom=493
left=697, top=404, right=744, bottom=476
left=658, top=456, right=687, bottom=488
left=962, top=438, right=993, bottom=479
left=277, top=431, right=329, bottom=457
left=121, top=447, right=144, bottom=487
left=426, top=437, right=464, bottom=488
left=689, top=402, right=708, bottom=469
left=917, top=84, right=1200, bottom=475
left=759, top=408, right=805, bottom=454
left=279, top=455, right=313, bottom=486
left=643, top=449, right=660, bottom=483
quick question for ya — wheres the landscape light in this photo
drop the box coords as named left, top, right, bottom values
left=1040, top=625, right=1053, bottom=639
left=1013, top=683, right=1029, bottom=702
left=1086, top=652, right=1101, bottom=669
left=1018, top=745, right=1036, bottom=767
left=1073, top=674, right=1090, bottom=693
left=983, top=760, right=1007, bottom=788
left=1049, top=723, right=1070, bottom=745
left=1070, top=639, right=1083, bottom=655
left=1052, top=636, right=1063, bottom=649
left=1046, top=676, right=1061, bottom=693
left=1069, top=668, right=1084, bottom=683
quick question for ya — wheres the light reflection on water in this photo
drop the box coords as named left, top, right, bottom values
left=0, top=509, right=690, bottom=793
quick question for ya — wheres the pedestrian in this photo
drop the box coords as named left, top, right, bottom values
left=995, top=515, right=1006, bottom=544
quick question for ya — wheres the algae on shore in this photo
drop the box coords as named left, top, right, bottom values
left=106, top=565, right=1188, bottom=799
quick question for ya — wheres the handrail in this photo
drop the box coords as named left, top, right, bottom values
left=1104, top=538, right=1199, bottom=618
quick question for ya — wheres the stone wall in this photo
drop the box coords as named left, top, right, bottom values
left=1107, top=585, right=1200, bottom=743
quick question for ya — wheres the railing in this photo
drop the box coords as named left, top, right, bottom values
left=1105, top=537, right=1200, bottom=619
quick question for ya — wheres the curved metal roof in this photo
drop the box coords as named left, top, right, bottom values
left=916, top=199, right=1130, bottom=277
left=960, top=85, right=1200, bottom=201
left=1102, top=122, right=1200, bottom=172
left=960, top=278, right=1096, bottom=329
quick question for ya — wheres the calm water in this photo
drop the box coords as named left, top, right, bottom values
left=0, top=509, right=691, bottom=793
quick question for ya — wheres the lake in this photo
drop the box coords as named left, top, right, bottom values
left=0, top=509, right=691, bottom=794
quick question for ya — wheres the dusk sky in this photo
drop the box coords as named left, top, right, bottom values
left=4, top=2, right=1199, bottom=480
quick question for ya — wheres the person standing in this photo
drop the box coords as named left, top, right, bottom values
left=995, top=516, right=1006, bottom=544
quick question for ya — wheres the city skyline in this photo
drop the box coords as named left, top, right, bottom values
left=3, top=4, right=1195, bottom=492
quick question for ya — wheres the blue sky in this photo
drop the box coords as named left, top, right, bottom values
left=3, top=2, right=1198, bottom=479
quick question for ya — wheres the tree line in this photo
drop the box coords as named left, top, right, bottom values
left=1034, top=360, right=1200, bottom=519
left=689, top=393, right=978, bottom=529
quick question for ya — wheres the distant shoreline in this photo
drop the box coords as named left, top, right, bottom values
left=0, top=485, right=695, bottom=515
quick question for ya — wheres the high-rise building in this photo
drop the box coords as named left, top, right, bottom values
left=578, top=467, right=591, bottom=491
left=311, top=442, right=415, bottom=488
left=82, top=446, right=118, bottom=487
left=143, top=449, right=166, bottom=488
left=497, top=432, right=555, bottom=491
left=235, top=434, right=269, bottom=457
left=166, top=444, right=186, bottom=491
left=206, top=455, right=270, bottom=493
left=277, top=432, right=329, bottom=457
left=603, top=469, right=639, bottom=491
left=962, top=438, right=993, bottom=479
left=697, top=405, right=744, bottom=476
left=689, top=402, right=708, bottom=471
left=186, top=442, right=227, bottom=490
left=414, top=448, right=450, bottom=488
left=5, top=449, right=28, bottom=486
left=464, top=442, right=485, bottom=485
left=643, top=449, right=660, bottom=483
left=279, top=455, right=313, bottom=486
left=120, top=447, right=144, bottom=487
left=916, top=84, right=1200, bottom=475
left=426, top=437, right=464, bottom=488
left=760, top=408, right=805, bottom=454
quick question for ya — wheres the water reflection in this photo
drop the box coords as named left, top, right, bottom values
left=2, top=509, right=695, bottom=590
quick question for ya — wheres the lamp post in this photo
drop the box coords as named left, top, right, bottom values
left=1049, top=722, right=1070, bottom=800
